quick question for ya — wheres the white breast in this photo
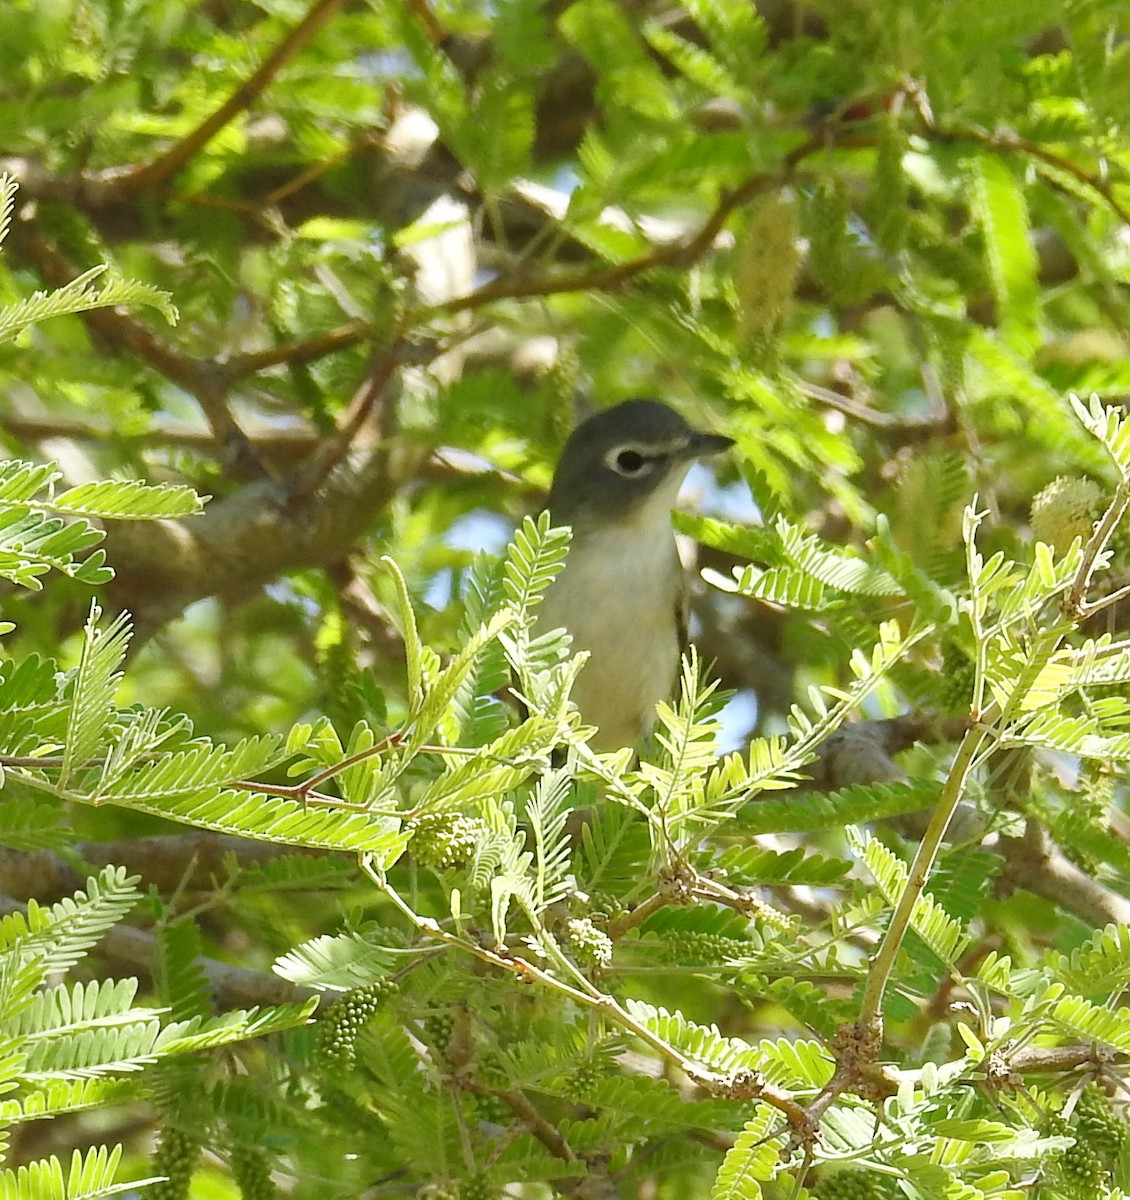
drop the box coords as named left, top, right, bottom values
left=538, top=515, right=682, bottom=751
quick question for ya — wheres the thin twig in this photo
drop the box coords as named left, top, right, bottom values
left=854, top=710, right=997, bottom=1036
left=606, top=892, right=668, bottom=939
left=1078, top=579, right=1130, bottom=621
left=369, top=870, right=815, bottom=1134
left=426, top=136, right=823, bottom=322
left=905, top=75, right=1130, bottom=228
left=219, top=320, right=374, bottom=381
left=1065, top=479, right=1130, bottom=617
left=289, top=340, right=407, bottom=501
left=119, top=0, right=348, bottom=195
left=261, top=129, right=385, bottom=207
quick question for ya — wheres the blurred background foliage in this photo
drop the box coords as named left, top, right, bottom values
left=4, top=0, right=1130, bottom=1197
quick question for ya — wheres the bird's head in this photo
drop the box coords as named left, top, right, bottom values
left=547, top=399, right=734, bottom=529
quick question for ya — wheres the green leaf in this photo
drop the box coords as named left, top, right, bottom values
left=670, top=512, right=782, bottom=561
left=0, top=795, right=70, bottom=851
left=1005, top=710, right=1130, bottom=760
left=642, top=24, right=743, bottom=100
left=273, top=933, right=396, bottom=992
left=641, top=649, right=725, bottom=836
left=1049, top=923, right=1130, bottom=999
left=0, top=265, right=177, bottom=344
left=625, top=1000, right=756, bottom=1074
left=90, top=734, right=285, bottom=805
left=523, top=768, right=574, bottom=915
left=966, top=331, right=1100, bottom=465
left=416, top=719, right=557, bottom=811
left=1070, top=391, right=1130, bottom=477
left=710, top=1105, right=779, bottom=1200
left=0, top=867, right=141, bottom=975
left=0, top=1079, right=143, bottom=1125
left=559, top=0, right=678, bottom=122
left=502, top=512, right=572, bottom=620
left=706, top=621, right=932, bottom=814
left=8, top=979, right=149, bottom=1040
left=681, top=0, right=767, bottom=77
left=1043, top=803, right=1130, bottom=879
left=51, top=479, right=206, bottom=520
left=968, top=153, right=1039, bottom=353
left=0, top=507, right=110, bottom=591
left=383, top=556, right=426, bottom=713
left=405, top=608, right=515, bottom=752
left=755, top=1036, right=836, bottom=1089
left=707, top=561, right=831, bottom=610
left=0, top=460, right=61, bottom=503
left=775, top=516, right=903, bottom=597
left=0, top=1144, right=144, bottom=1200
left=0, top=172, right=17, bottom=248
left=851, top=829, right=970, bottom=967
left=1050, top=992, right=1130, bottom=1052
left=500, top=512, right=572, bottom=687
left=60, top=604, right=131, bottom=789
left=713, top=844, right=850, bottom=887
left=156, top=920, right=211, bottom=1023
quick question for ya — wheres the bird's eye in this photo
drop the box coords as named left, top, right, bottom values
left=612, top=449, right=646, bottom=475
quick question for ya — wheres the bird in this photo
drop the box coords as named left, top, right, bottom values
left=537, top=399, right=734, bottom=752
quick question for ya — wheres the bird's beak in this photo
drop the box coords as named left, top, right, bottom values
left=687, top=431, right=736, bottom=458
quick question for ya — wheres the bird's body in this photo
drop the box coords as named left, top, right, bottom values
left=539, top=484, right=685, bottom=751
left=537, top=399, right=733, bottom=751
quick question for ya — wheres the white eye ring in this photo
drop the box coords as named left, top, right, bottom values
left=606, top=446, right=654, bottom=477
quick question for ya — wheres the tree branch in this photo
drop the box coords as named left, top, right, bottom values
left=0, top=834, right=328, bottom=904
left=101, top=434, right=417, bottom=637
left=11, top=224, right=254, bottom=458
left=998, top=818, right=1130, bottom=928
left=907, top=76, right=1130, bottom=228
left=427, top=135, right=824, bottom=321
left=219, top=319, right=374, bottom=381
left=118, top=0, right=348, bottom=195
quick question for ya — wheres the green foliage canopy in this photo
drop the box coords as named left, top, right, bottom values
left=3, top=1, right=1130, bottom=1198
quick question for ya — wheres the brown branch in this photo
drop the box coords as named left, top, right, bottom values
left=290, top=340, right=407, bottom=500
left=15, top=229, right=205, bottom=394
left=794, top=378, right=952, bottom=439
left=461, top=1079, right=577, bottom=1166
left=259, top=128, right=387, bottom=208
left=119, top=0, right=348, bottom=196
left=906, top=77, right=1130, bottom=228
left=403, top=0, right=452, bottom=47
left=7, top=230, right=392, bottom=480
left=606, top=892, right=669, bottom=939
left=100, top=439, right=413, bottom=638
left=460, top=1080, right=622, bottom=1199
left=0, top=834, right=331, bottom=904
left=997, top=129, right=1130, bottom=228
left=219, top=319, right=374, bottom=381
left=11, top=225, right=254, bottom=459
left=0, top=412, right=324, bottom=480
left=426, top=135, right=824, bottom=322
left=3, top=413, right=241, bottom=451
left=1079, top=578, right=1130, bottom=622
left=997, top=818, right=1130, bottom=928
left=1008, top=1044, right=1124, bottom=1074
